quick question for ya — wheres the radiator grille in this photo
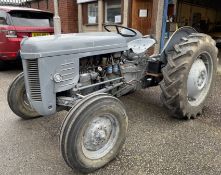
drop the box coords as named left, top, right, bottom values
left=27, top=60, right=42, bottom=101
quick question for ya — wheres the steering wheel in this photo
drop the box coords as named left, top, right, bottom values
left=104, top=24, right=137, bottom=37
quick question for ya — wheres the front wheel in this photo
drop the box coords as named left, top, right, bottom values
left=7, top=72, right=41, bottom=119
left=160, top=33, right=218, bottom=119
left=60, top=93, right=128, bottom=173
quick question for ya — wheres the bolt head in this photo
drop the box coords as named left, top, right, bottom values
left=54, top=73, right=62, bottom=83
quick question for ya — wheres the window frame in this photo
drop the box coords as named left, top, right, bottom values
left=104, top=0, right=124, bottom=24
left=82, top=2, right=98, bottom=26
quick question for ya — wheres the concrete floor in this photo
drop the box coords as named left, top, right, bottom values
left=1, top=63, right=221, bottom=175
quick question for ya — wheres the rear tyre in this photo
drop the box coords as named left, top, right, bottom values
left=60, top=93, right=128, bottom=173
left=7, top=72, right=41, bottom=119
left=160, top=33, right=218, bottom=119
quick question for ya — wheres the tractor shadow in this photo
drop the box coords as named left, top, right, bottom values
left=119, top=86, right=184, bottom=125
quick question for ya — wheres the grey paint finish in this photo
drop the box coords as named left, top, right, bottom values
left=23, top=54, right=80, bottom=116
left=20, top=31, right=158, bottom=116
left=20, top=32, right=129, bottom=59
left=20, top=32, right=131, bottom=116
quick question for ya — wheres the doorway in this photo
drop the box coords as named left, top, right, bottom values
left=131, top=0, right=153, bottom=35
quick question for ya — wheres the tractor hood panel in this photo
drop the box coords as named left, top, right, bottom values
left=20, top=32, right=128, bottom=59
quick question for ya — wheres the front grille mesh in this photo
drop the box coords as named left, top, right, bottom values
left=27, top=60, right=42, bottom=101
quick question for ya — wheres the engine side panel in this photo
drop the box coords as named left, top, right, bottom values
left=22, top=53, right=80, bottom=116
left=20, top=32, right=144, bottom=116
left=22, top=46, right=129, bottom=116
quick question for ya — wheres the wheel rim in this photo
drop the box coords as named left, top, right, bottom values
left=187, top=52, right=213, bottom=106
left=23, top=90, right=31, bottom=107
left=22, top=88, right=36, bottom=112
left=82, top=114, right=119, bottom=160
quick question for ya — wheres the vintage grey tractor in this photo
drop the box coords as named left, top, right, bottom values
left=7, top=25, right=218, bottom=173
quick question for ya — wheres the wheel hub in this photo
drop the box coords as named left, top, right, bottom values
left=187, top=58, right=208, bottom=100
left=82, top=114, right=120, bottom=160
left=197, top=70, right=207, bottom=88
left=83, top=116, right=112, bottom=151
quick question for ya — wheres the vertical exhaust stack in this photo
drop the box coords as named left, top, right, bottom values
left=53, top=0, right=61, bottom=35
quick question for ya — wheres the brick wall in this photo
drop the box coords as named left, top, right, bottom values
left=30, top=0, right=78, bottom=33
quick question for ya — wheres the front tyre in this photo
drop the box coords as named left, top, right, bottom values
left=7, top=72, right=41, bottom=119
left=60, top=93, right=128, bottom=173
left=160, top=33, right=218, bottom=119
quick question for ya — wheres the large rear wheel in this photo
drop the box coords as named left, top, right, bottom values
left=160, top=33, right=218, bottom=119
left=60, top=93, right=128, bottom=173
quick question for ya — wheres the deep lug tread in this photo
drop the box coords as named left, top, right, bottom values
left=181, top=37, right=188, bottom=42
left=167, top=54, right=176, bottom=68
left=165, top=92, right=179, bottom=105
left=161, top=94, right=175, bottom=110
left=160, top=33, right=218, bottom=119
left=161, top=68, right=173, bottom=85
left=171, top=50, right=193, bottom=61
left=178, top=39, right=199, bottom=47
left=168, top=63, right=188, bottom=76
left=160, top=82, right=172, bottom=99
left=174, top=44, right=181, bottom=53
left=161, top=78, right=182, bottom=97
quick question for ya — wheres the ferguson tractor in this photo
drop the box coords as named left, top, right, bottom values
left=7, top=25, right=218, bottom=173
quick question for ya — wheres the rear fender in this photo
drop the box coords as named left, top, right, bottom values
left=128, top=36, right=156, bottom=54
left=160, top=26, right=197, bottom=63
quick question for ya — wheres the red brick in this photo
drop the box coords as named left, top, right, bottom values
left=30, top=0, right=78, bottom=33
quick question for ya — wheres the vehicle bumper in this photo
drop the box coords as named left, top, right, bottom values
left=0, top=38, right=22, bottom=61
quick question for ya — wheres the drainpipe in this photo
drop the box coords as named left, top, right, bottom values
left=53, top=0, right=61, bottom=35
left=78, top=3, right=83, bottom=33
left=160, top=0, right=169, bottom=51
left=98, top=0, right=103, bottom=32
